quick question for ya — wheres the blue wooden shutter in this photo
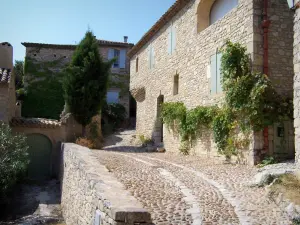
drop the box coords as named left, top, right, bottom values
left=216, top=52, right=223, bottom=93
left=148, top=45, right=152, bottom=69
left=119, top=49, right=126, bottom=68
left=151, top=46, right=155, bottom=68
left=210, top=54, right=217, bottom=94
left=168, top=27, right=172, bottom=54
left=172, top=24, right=176, bottom=53
left=108, top=49, right=114, bottom=60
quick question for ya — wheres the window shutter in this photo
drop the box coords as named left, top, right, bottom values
left=151, top=46, right=155, bottom=69
left=210, top=54, right=217, bottom=94
left=168, top=27, right=172, bottom=54
left=216, top=52, right=223, bottom=93
left=108, top=49, right=114, bottom=60
left=119, top=49, right=126, bottom=68
left=148, top=45, right=152, bottom=69
left=172, top=25, right=176, bottom=53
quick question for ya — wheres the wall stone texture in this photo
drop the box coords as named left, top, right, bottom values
left=130, top=0, right=294, bottom=165
left=60, top=143, right=151, bottom=225
left=294, top=0, right=300, bottom=168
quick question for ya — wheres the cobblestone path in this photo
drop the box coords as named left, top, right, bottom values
left=93, top=130, right=292, bottom=225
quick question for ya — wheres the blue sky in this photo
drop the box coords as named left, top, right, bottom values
left=1, top=0, right=175, bottom=61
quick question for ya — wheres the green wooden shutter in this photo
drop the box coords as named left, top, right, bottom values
left=216, top=52, right=223, bottom=93
left=172, top=24, right=176, bottom=53
left=210, top=54, right=217, bottom=94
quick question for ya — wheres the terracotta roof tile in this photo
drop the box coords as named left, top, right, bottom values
left=10, top=117, right=62, bottom=129
left=0, top=68, right=11, bottom=84
left=127, top=0, right=191, bottom=58
left=21, top=39, right=134, bottom=49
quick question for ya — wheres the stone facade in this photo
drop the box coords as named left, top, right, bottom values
left=22, top=39, right=133, bottom=119
left=129, top=0, right=294, bottom=165
left=294, top=0, right=300, bottom=167
left=60, top=143, right=151, bottom=225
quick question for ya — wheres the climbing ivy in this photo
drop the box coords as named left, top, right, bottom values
left=22, top=56, right=66, bottom=119
left=161, top=41, right=293, bottom=157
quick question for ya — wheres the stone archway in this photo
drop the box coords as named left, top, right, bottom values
left=26, top=133, right=52, bottom=180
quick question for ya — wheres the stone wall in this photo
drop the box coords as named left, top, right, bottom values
left=60, top=143, right=151, bottom=225
left=130, top=0, right=255, bottom=163
left=129, top=0, right=294, bottom=165
left=294, top=0, right=300, bottom=167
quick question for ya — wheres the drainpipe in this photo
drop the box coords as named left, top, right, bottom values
left=262, top=0, right=271, bottom=154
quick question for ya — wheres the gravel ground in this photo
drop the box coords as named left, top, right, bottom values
left=93, top=130, right=293, bottom=225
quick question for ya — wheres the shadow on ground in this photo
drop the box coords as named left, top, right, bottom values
left=0, top=180, right=64, bottom=225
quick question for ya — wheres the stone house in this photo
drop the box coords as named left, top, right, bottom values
left=128, top=0, right=295, bottom=165
left=21, top=37, right=134, bottom=121
left=293, top=0, right=300, bottom=168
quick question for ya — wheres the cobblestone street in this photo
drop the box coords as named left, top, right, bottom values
left=93, top=131, right=292, bottom=225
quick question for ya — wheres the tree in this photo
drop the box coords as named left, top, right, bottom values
left=63, top=30, right=115, bottom=135
left=14, top=60, right=24, bottom=90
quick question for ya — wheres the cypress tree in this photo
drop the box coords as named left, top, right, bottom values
left=63, top=30, right=114, bottom=135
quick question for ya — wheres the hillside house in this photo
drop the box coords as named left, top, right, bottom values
left=21, top=37, right=134, bottom=121
left=128, top=0, right=295, bottom=165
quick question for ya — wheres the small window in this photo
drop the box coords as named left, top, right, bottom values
left=136, top=57, right=139, bottom=72
left=33, top=54, right=37, bottom=57
left=173, top=74, right=179, bottom=95
left=113, top=50, right=120, bottom=68
left=54, top=54, right=56, bottom=57
left=106, top=91, right=119, bottom=104
left=210, top=52, right=223, bottom=94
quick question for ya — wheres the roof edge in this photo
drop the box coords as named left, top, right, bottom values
left=127, top=0, right=191, bottom=58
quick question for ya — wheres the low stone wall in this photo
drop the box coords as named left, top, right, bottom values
left=60, top=143, right=151, bottom=225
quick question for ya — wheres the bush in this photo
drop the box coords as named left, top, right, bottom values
left=75, top=137, right=95, bottom=149
left=0, top=123, right=29, bottom=197
left=102, top=103, right=127, bottom=130
left=139, top=135, right=153, bottom=146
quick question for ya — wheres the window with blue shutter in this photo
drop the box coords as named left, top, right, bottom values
left=149, top=44, right=155, bottom=69
left=168, top=22, right=176, bottom=55
left=119, top=49, right=126, bottom=69
left=108, top=49, right=114, bottom=60
left=210, top=51, right=223, bottom=94
left=216, top=52, right=223, bottom=93
left=210, top=54, right=217, bottom=94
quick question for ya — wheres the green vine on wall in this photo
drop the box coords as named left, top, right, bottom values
left=161, top=41, right=293, bottom=157
left=22, top=56, right=66, bottom=119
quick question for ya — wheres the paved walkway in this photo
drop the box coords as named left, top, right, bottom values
left=93, top=130, right=292, bottom=225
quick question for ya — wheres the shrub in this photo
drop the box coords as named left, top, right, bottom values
left=139, top=135, right=153, bottom=146
left=0, top=123, right=29, bottom=197
left=75, top=137, right=95, bottom=149
left=102, top=103, right=127, bottom=130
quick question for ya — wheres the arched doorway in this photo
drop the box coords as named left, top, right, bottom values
left=26, top=134, right=52, bottom=180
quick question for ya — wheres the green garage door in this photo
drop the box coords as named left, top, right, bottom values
left=27, top=134, right=52, bottom=180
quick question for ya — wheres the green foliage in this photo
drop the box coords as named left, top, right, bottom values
left=161, top=41, right=293, bottom=158
left=212, top=108, right=234, bottom=153
left=14, top=60, right=24, bottom=90
left=22, top=78, right=64, bottom=119
left=63, top=30, right=115, bottom=132
left=22, top=56, right=65, bottom=119
left=257, top=156, right=277, bottom=168
left=0, top=123, right=29, bottom=198
left=102, top=103, right=127, bottom=130
left=139, top=135, right=153, bottom=146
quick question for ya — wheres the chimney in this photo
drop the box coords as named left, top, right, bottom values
left=124, top=36, right=128, bottom=43
left=0, top=42, right=13, bottom=70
